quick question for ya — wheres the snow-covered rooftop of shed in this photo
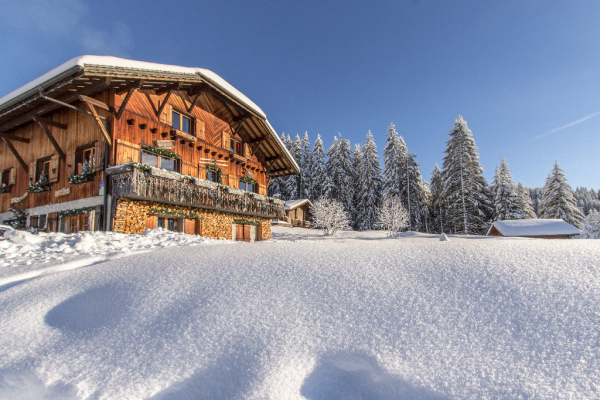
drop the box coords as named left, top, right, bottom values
left=285, top=199, right=313, bottom=210
left=0, top=55, right=265, bottom=118
left=488, top=219, right=581, bottom=237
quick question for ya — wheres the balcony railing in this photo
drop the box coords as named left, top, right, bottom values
left=107, top=165, right=285, bottom=219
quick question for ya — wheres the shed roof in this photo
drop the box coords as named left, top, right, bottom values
left=0, top=56, right=299, bottom=176
left=487, top=219, right=581, bottom=237
left=285, top=199, right=313, bottom=211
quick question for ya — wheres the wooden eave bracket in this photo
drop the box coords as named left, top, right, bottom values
left=1, top=138, right=28, bottom=172
left=82, top=101, right=112, bottom=144
left=0, top=132, right=30, bottom=143
left=187, top=85, right=207, bottom=113
left=115, top=80, right=143, bottom=120
left=153, top=82, right=183, bottom=118
left=33, top=117, right=66, bottom=160
left=77, top=95, right=113, bottom=113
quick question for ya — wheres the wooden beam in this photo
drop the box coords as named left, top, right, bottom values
left=2, top=138, right=28, bottom=172
left=156, top=90, right=173, bottom=118
left=187, top=84, right=207, bottom=96
left=0, top=133, right=30, bottom=143
left=156, top=82, right=182, bottom=96
left=116, top=79, right=144, bottom=95
left=35, top=120, right=66, bottom=160
left=32, top=116, right=67, bottom=130
left=270, top=167, right=289, bottom=174
left=187, top=89, right=203, bottom=113
left=77, top=95, right=113, bottom=113
left=84, top=102, right=112, bottom=144
left=250, top=136, right=267, bottom=144
left=265, top=155, right=281, bottom=162
left=116, top=86, right=138, bottom=120
left=232, top=113, right=251, bottom=122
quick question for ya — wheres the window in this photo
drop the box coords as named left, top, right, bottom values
left=1, top=169, right=11, bottom=187
left=157, top=217, right=179, bottom=231
left=76, top=146, right=95, bottom=174
left=230, top=139, right=243, bottom=156
left=207, top=170, right=216, bottom=182
left=141, top=151, right=178, bottom=172
left=36, top=159, right=50, bottom=182
left=239, top=181, right=258, bottom=193
left=172, top=111, right=191, bottom=134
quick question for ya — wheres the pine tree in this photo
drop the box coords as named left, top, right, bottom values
left=402, top=152, right=426, bottom=231
left=442, top=115, right=493, bottom=234
left=310, top=134, right=331, bottom=200
left=429, top=164, right=446, bottom=233
left=356, top=131, right=383, bottom=230
left=350, top=143, right=363, bottom=230
left=382, top=123, right=406, bottom=199
left=299, top=132, right=312, bottom=199
left=491, top=157, right=525, bottom=220
left=282, top=134, right=298, bottom=200
left=580, top=209, right=600, bottom=239
left=516, top=183, right=537, bottom=219
left=539, top=161, right=584, bottom=228
left=327, top=134, right=354, bottom=213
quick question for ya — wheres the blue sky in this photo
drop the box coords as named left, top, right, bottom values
left=1, top=0, right=599, bottom=188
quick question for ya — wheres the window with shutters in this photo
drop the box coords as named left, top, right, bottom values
left=68, top=142, right=104, bottom=177
left=1, top=168, right=14, bottom=191
left=36, top=157, right=51, bottom=182
left=172, top=110, right=191, bottom=134
left=141, top=151, right=179, bottom=172
left=230, top=139, right=244, bottom=156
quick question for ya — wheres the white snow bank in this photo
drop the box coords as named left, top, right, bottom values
left=0, top=228, right=230, bottom=282
left=0, top=234, right=599, bottom=399
left=489, top=219, right=581, bottom=237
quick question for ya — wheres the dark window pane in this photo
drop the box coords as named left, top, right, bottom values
left=158, top=218, right=165, bottom=228
left=172, top=112, right=180, bottom=130
left=142, top=152, right=158, bottom=167
left=168, top=218, right=177, bottom=231
left=182, top=116, right=191, bottom=133
left=43, top=162, right=50, bottom=176
left=161, top=157, right=175, bottom=171
left=236, top=142, right=242, bottom=155
left=39, top=214, right=47, bottom=229
left=239, top=181, right=246, bottom=191
left=247, top=183, right=253, bottom=192
left=207, top=170, right=215, bottom=182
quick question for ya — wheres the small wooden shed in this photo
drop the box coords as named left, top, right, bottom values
left=283, top=199, right=313, bottom=228
left=486, top=219, right=581, bottom=239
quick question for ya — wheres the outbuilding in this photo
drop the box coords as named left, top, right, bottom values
left=486, top=219, right=581, bottom=239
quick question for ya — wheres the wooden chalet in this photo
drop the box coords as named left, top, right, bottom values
left=0, top=56, right=299, bottom=241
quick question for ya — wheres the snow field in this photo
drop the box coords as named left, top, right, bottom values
left=0, top=230, right=599, bottom=399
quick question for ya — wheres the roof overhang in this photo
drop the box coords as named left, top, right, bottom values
left=0, top=56, right=299, bottom=176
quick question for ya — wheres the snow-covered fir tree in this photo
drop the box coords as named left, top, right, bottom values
left=299, top=132, right=312, bottom=199
left=382, top=123, right=407, bottom=199
left=355, top=131, right=383, bottom=230
left=282, top=134, right=299, bottom=200
left=528, top=187, right=544, bottom=217
left=401, top=152, right=426, bottom=231
left=350, top=143, right=363, bottom=230
left=326, top=134, right=354, bottom=213
left=580, top=209, right=600, bottom=239
left=539, top=161, right=584, bottom=228
left=429, top=164, right=447, bottom=233
left=309, top=134, right=331, bottom=200
left=419, top=179, right=433, bottom=233
left=442, top=115, right=493, bottom=234
left=516, top=183, right=537, bottom=219
left=491, top=157, right=525, bottom=221
left=573, top=187, right=600, bottom=216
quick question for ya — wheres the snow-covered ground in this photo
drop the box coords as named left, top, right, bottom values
left=1, top=227, right=599, bottom=399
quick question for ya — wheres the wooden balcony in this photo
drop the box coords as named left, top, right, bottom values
left=107, top=165, right=285, bottom=219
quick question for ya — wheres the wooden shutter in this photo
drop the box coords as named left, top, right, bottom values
left=222, top=131, right=230, bottom=151
left=9, top=168, right=16, bottom=185
left=195, top=119, right=205, bottom=140
left=236, top=224, right=244, bottom=241
left=93, top=141, right=105, bottom=172
left=67, top=151, right=76, bottom=176
left=29, top=162, right=36, bottom=183
left=160, top=104, right=173, bottom=125
left=244, top=225, right=251, bottom=242
left=49, top=155, right=60, bottom=183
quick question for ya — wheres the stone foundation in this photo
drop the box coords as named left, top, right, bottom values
left=112, top=198, right=272, bottom=240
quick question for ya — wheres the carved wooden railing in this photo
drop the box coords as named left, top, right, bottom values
left=109, top=166, right=285, bottom=219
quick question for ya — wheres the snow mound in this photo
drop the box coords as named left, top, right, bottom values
left=4, top=230, right=47, bottom=246
left=439, top=233, right=449, bottom=241
left=0, top=238, right=598, bottom=399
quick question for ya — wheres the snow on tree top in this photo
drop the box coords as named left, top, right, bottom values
left=488, top=219, right=581, bottom=237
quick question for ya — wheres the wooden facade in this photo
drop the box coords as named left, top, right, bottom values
left=0, top=57, right=298, bottom=239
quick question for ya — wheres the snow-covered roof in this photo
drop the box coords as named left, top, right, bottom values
left=487, top=219, right=581, bottom=237
left=285, top=199, right=313, bottom=211
left=0, top=56, right=299, bottom=175
left=0, top=56, right=265, bottom=117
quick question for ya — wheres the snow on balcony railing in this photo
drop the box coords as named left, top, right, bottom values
left=106, top=164, right=285, bottom=219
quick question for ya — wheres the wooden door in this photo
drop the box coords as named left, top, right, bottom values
left=145, top=215, right=157, bottom=230
left=185, top=218, right=196, bottom=235
left=243, top=225, right=251, bottom=242
left=69, top=215, right=79, bottom=233
left=236, top=224, right=244, bottom=241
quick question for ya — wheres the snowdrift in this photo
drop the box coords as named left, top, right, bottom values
left=0, top=232, right=599, bottom=399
